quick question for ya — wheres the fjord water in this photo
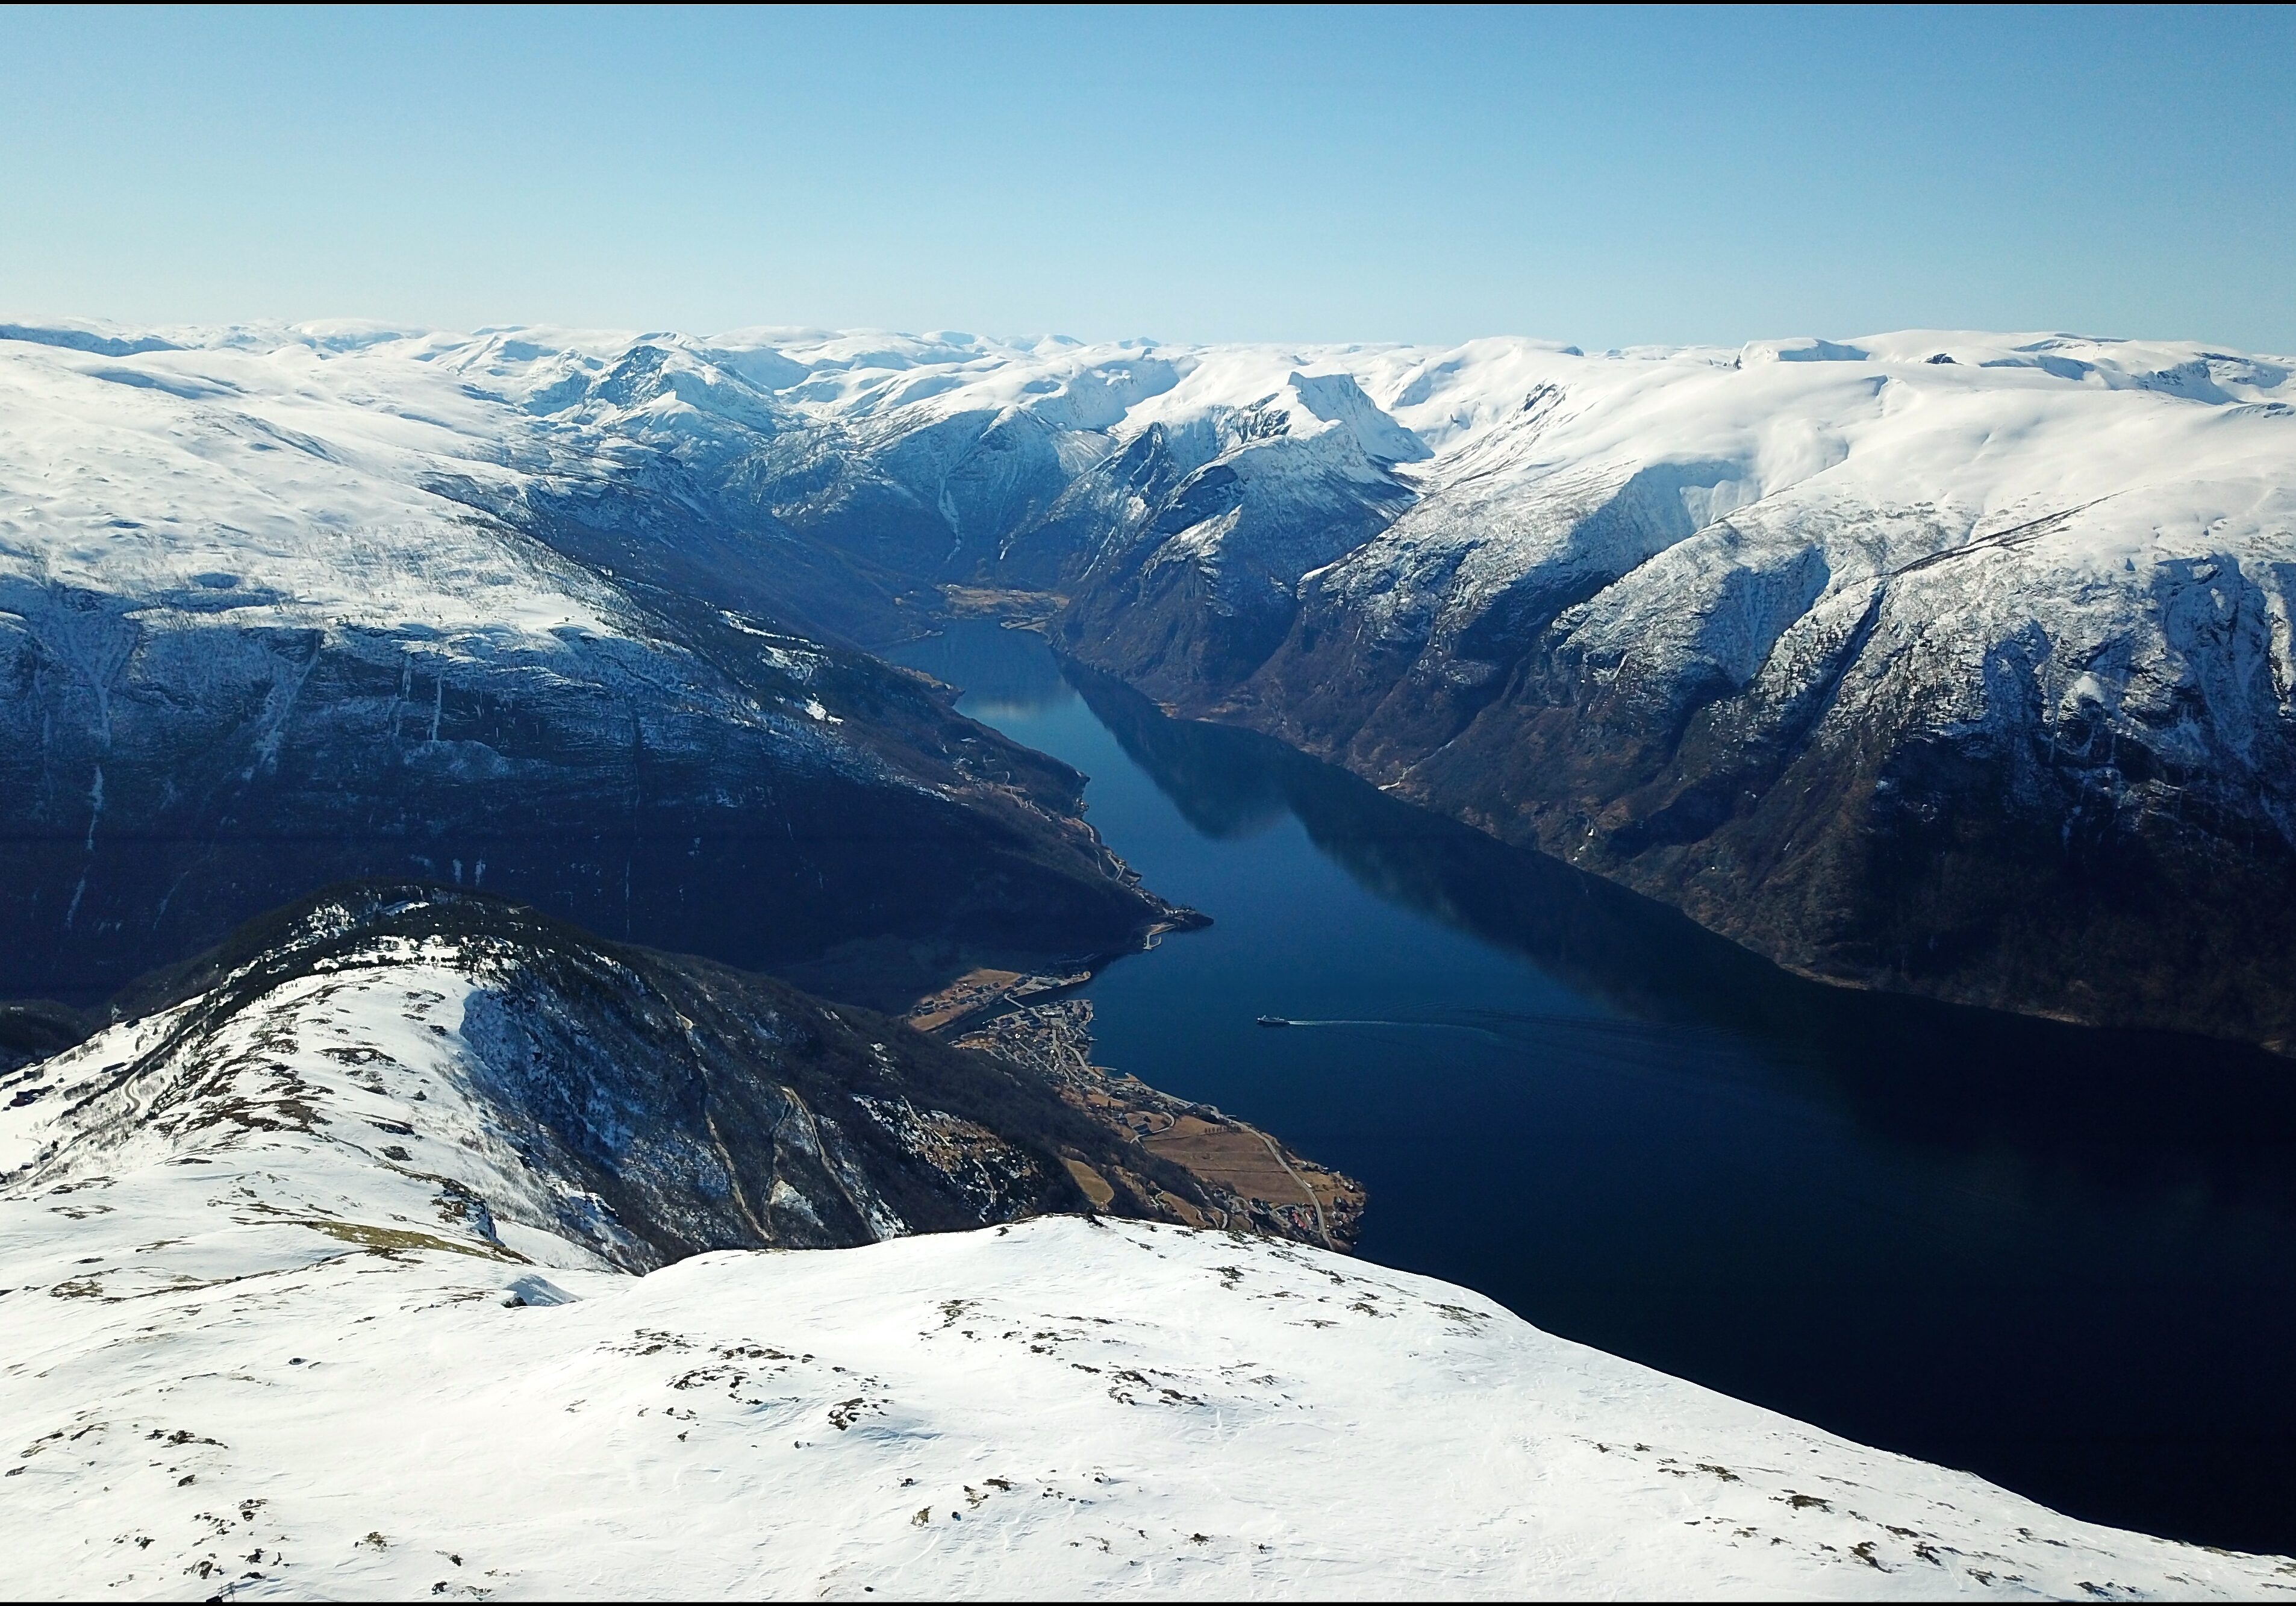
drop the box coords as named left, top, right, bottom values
left=894, top=620, right=2296, bottom=1556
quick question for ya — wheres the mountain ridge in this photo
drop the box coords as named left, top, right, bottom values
left=0, top=881, right=1348, bottom=1263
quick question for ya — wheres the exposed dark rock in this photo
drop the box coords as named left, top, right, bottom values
left=0, top=1001, right=92, bottom=1075
left=0, top=567, right=1167, bottom=1007
left=79, top=883, right=1305, bottom=1266
left=1170, top=534, right=2296, bottom=1051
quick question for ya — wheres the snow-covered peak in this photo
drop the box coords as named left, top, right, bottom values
left=1741, top=336, right=1874, bottom=365
left=0, top=317, right=188, bottom=358
left=1269, top=369, right=1434, bottom=464
left=0, top=327, right=620, bottom=649
left=0, top=884, right=1188, bottom=1269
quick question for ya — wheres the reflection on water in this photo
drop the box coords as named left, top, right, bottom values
left=894, top=620, right=2296, bottom=1557
left=894, top=625, right=1076, bottom=722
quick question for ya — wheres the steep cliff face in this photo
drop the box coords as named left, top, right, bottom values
left=1047, top=368, right=1427, bottom=696
left=1212, top=336, right=2296, bottom=1042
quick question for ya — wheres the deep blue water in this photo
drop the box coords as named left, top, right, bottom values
left=893, top=619, right=2296, bottom=1557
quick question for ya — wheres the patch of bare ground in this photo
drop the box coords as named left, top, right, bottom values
left=956, top=1000, right=1364, bottom=1250
left=773, top=928, right=1166, bottom=1022
left=935, top=585, right=1065, bottom=627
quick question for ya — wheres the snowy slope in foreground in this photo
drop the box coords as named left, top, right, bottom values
left=5, top=1004, right=2289, bottom=1598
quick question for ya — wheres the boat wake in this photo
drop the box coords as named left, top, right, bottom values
left=1261, top=1017, right=1506, bottom=1040
left=1254, top=1008, right=1754, bottom=1058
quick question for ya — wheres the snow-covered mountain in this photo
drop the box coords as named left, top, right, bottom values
left=1168, top=334, right=2296, bottom=1045
left=4, top=886, right=2286, bottom=1598
left=0, top=323, right=1171, bottom=1002
left=8, top=317, right=2294, bottom=1039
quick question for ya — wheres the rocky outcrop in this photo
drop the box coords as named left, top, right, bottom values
left=11, top=884, right=1294, bottom=1264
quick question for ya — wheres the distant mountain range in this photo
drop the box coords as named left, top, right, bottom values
left=4, top=318, right=2290, bottom=1042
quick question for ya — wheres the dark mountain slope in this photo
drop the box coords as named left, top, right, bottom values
left=15, top=883, right=1328, bottom=1267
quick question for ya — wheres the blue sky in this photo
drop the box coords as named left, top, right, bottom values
left=3, top=4, right=2290, bottom=349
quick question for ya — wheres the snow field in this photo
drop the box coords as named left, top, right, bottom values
left=5, top=956, right=2293, bottom=1599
